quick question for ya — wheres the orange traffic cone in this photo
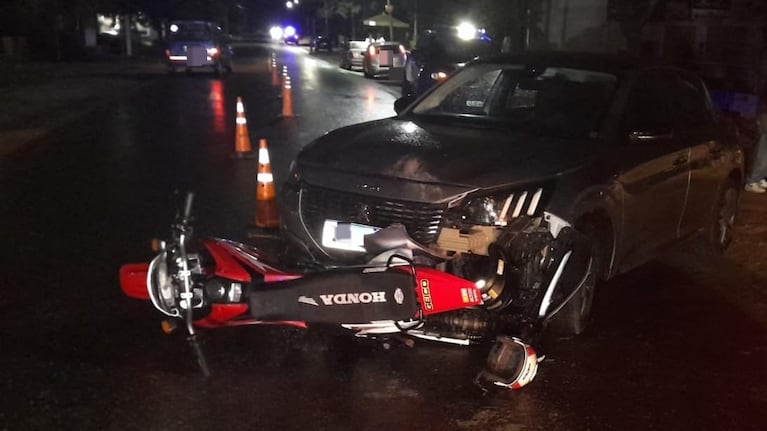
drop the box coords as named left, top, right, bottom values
left=232, top=97, right=255, bottom=159
left=255, top=138, right=280, bottom=228
left=282, top=76, right=294, bottom=118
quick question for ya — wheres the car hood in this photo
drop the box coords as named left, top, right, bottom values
left=298, top=118, right=596, bottom=191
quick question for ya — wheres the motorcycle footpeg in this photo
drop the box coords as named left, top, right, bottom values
left=475, top=336, right=539, bottom=391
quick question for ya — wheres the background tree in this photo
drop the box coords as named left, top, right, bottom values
left=608, top=0, right=668, bottom=53
left=335, top=0, right=362, bottom=40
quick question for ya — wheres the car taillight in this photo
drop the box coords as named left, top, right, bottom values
left=368, top=45, right=377, bottom=56
left=207, top=47, right=219, bottom=56
left=165, top=49, right=170, bottom=57
left=399, top=45, right=406, bottom=54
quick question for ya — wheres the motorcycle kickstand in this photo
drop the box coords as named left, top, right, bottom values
left=187, top=334, right=211, bottom=378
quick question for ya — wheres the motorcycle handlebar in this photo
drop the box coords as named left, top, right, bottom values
left=182, top=192, right=195, bottom=224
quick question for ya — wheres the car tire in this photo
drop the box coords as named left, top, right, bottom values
left=697, top=178, right=739, bottom=254
left=548, top=224, right=600, bottom=336
left=214, top=60, right=226, bottom=76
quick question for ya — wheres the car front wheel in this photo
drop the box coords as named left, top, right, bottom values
left=548, top=223, right=600, bottom=336
left=700, top=178, right=739, bottom=254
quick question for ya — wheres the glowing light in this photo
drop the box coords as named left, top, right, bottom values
left=430, top=71, right=448, bottom=81
left=170, top=24, right=178, bottom=33
left=207, top=47, right=219, bottom=56
left=209, top=80, right=225, bottom=133
left=269, top=26, right=284, bottom=40
left=475, top=279, right=487, bottom=290
left=456, top=22, right=477, bottom=40
left=284, top=26, right=296, bottom=37
left=366, top=87, right=376, bottom=112
left=368, top=20, right=377, bottom=26
left=402, top=122, right=417, bottom=134
left=286, top=1, right=293, bottom=8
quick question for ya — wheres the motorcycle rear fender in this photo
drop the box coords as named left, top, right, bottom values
left=119, top=263, right=150, bottom=300
left=396, top=267, right=483, bottom=315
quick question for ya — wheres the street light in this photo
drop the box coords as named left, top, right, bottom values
left=286, top=1, right=293, bottom=9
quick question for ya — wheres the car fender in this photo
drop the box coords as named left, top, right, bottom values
left=566, top=185, right=621, bottom=280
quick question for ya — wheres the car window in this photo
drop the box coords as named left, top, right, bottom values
left=412, top=64, right=617, bottom=138
left=349, top=42, right=367, bottom=49
left=624, top=70, right=676, bottom=133
left=169, top=26, right=212, bottom=42
left=671, top=72, right=715, bottom=129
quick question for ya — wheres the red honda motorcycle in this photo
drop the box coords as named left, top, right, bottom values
left=120, top=193, right=550, bottom=390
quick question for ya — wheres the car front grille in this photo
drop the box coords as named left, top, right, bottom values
left=300, top=186, right=446, bottom=245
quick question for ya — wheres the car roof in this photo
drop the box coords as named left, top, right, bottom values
left=170, top=20, right=215, bottom=26
left=473, top=51, right=650, bottom=75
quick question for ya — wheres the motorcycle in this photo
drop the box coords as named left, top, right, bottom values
left=119, top=192, right=589, bottom=390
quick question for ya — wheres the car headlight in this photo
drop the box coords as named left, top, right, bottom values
left=460, top=188, right=545, bottom=226
left=207, top=47, right=219, bottom=56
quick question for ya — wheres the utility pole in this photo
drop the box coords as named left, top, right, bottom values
left=412, top=0, right=418, bottom=46
left=324, top=0, right=330, bottom=36
left=385, top=0, right=393, bottom=41
left=124, top=14, right=133, bottom=57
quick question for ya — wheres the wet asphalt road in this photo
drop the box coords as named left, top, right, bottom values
left=1, top=44, right=766, bottom=431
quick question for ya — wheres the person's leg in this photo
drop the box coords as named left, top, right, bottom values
left=746, top=120, right=767, bottom=186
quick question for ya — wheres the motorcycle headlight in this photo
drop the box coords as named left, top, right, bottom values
left=460, top=188, right=545, bottom=226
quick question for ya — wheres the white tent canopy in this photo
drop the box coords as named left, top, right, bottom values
left=362, top=13, right=409, bottom=29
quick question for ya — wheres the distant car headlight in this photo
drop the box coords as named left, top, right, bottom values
left=459, top=188, right=546, bottom=226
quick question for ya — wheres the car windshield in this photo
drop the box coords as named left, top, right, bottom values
left=438, top=38, right=495, bottom=63
left=411, top=64, right=617, bottom=138
left=169, top=25, right=211, bottom=42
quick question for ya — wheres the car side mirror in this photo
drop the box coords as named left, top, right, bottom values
left=394, top=96, right=416, bottom=114
left=628, top=130, right=674, bottom=144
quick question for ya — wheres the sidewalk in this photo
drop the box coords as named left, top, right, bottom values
left=0, top=58, right=164, bottom=158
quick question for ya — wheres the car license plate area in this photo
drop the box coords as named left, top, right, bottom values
left=380, top=50, right=392, bottom=66
left=188, top=46, right=207, bottom=66
left=321, top=220, right=380, bottom=252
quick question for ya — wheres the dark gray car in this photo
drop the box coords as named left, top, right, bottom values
left=165, top=21, right=233, bottom=74
left=279, top=52, right=743, bottom=338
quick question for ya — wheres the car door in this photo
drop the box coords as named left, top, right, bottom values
left=671, top=71, right=729, bottom=236
left=615, top=69, right=691, bottom=267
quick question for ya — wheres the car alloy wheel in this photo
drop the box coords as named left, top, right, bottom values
left=715, top=182, right=738, bottom=250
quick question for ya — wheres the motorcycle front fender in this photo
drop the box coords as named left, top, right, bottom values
left=119, top=263, right=150, bottom=300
